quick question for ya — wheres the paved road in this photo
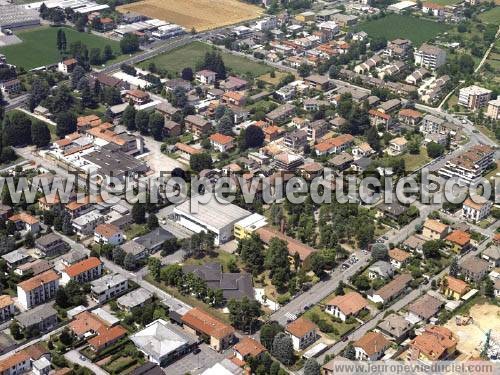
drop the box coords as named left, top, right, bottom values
left=65, top=349, right=109, bottom=375
left=270, top=250, right=370, bottom=326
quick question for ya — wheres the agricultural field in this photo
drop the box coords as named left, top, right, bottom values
left=140, top=41, right=272, bottom=77
left=117, top=0, right=263, bottom=32
left=478, top=6, right=500, bottom=25
left=0, top=26, right=122, bottom=70
left=357, top=14, right=451, bottom=45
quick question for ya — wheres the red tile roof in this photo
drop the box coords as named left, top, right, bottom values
left=182, top=307, right=235, bottom=340
left=286, top=317, right=317, bottom=338
left=18, top=270, right=59, bottom=292
left=64, top=257, right=102, bottom=278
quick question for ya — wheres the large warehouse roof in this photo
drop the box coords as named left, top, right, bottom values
left=174, top=196, right=251, bottom=230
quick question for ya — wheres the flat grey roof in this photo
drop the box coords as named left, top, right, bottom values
left=91, top=273, right=127, bottom=293
left=174, top=197, right=251, bottom=230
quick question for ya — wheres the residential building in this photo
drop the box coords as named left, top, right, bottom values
left=422, top=219, right=450, bottom=240
left=325, top=292, right=367, bottom=322
left=184, top=115, right=211, bottom=136
left=120, top=241, right=148, bottom=261
left=57, top=58, right=77, bottom=74
left=72, top=210, right=105, bottom=236
left=445, top=230, right=471, bottom=254
left=408, top=326, right=456, bottom=361
left=459, top=257, right=489, bottom=282
left=0, top=350, right=31, bottom=375
left=462, top=196, right=492, bottom=222
left=61, top=250, right=87, bottom=267
left=274, top=152, right=304, bottom=171
left=174, top=198, right=251, bottom=245
left=222, top=91, right=246, bottom=107
left=266, top=103, right=295, bottom=124
left=354, top=332, right=389, bottom=361
left=124, top=89, right=150, bottom=105
left=17, top=270, right=60, bottom=310
left=377, top=313, right=412, bottom=343
left=398, top=109, right=422, bottom=126
left=233, top=337, right=266, bottom=364
left=284, top=129, right=308, bottom=152
left=181, top=307, right=235, bottom=352
left=439, top=145, right=495, bottom=185
left=482, top=246, right=500, bottom=268
left=89, top=325, right=127, bottom=352
left=314, top=134, right=354, bottom=156
left=256, top=226, right=316, bottom=264
left=422, top=2, right=444, bottom=17
left=389, top=137, right=408, bottom=155
left=91, top=273, right=128, bottom=303
left=94, top=223, right=124, bottom=245
left=182, top=263, right=254, bottom=301
left=34, top=233, right=68, bottom=257
left=414, top=44, right=446, bottom=69
left=285, top=317, right=318, bottom=351
left=8, top=213, right=40, bottom=234
left=486, top=98, right=500, bottom=120
left=60, top=257, right=103, bottom=286
left=16, top=303, right=58, bottom=335
left=163, top=120, right=182, bottom=138
left=135, top=227, right=175, bottom=253
left=384, top=38, right=412, bottom=59
left=406, top=294, right=443, bottom=322
left=442, top=275, right=469, bottom=300
left=196, top=70, right=217, bottom=84
left=458, top=85, right=492, bottom=110
left=304, top=74, right=331, bottom=91
left=306, top=119, right=328, bottom=141
left=388, top=248, right=411, bottom=269
left=0, top=295, right=15, bottom=321
left=2, top=249, right=31, bottom=270
left=210, top=133, right=235, bottom=153
left=368, top=273, right=412, bottom=304
left=368, top=109, right=391, bottom=128
left=117, top=288, right=153, bottom=311
left=368, top=261, right=394, bottom=280
left=131, top=319, right=198, bottom=366
left=14, top=259, right=53, bottom=277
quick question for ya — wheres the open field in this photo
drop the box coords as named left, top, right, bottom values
left=403, top=147, right=431, bottom=172
left=117, top=0, right=263, bottom=32
left=357, top=15, right=451, bottom=45
left=478, top=7, right=500, bottom=25
left=444, top=303, right=500, bottom=357
left=429, top=0, right=461, bottom=4
left=140, top=41, right=272, bottom=77
left=0, top=26, right=122, bottom=70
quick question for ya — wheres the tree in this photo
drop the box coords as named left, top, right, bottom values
left=310, top=252, right=326, bottom=277
left=10, top=321, right=22, bottom=340
left=56, top=111, right=77, bottom=138
left=120, top=33, right=140, bottom=54
left=243, top=124, right=265, bottom=149
left=366, top=126, right=380, bottom=152
left=227, top=297, right=262, bottom=333
left=71, top=65, right=86, bottom=89
left=328, top=64, right=339, bottom=79
left=265, top=238, right=290, bottom=290
left=103, top=45, right=113, bottom=61
left=89, top=48, right=101, bottom=65
left=239, top=233, right=264, bottom=275
left=148, top=257, right=162, bottom=280
left=272, top=332, right=294, bottom=365
left=298, top=63, right=312, bottom=78
left=344, top=344, right=356, bottom=360
left=371, top=243, right=388, bottom=261
left=336, top=280, right=345, bottom=296
left=3, top=112, right=32, bottom=146
left=59, top=328, right=73, bottom=346
left=449, top=257, right=459, bottom=277
left=24, top=231, right=35, bottom=248
left=427, top=141, right=445, bottom=158
left=28, top=78, right=50, bottom=111
left=181, top=67, right=193, bottom=81
left=123, top=253, right=137, bottom=270
left=61, top=213, right=73, bottom=235
left=198, top=51, right=226, bottom=79
left=135, top=110, right=150, bottom=134
left=260, top=321, right=283, bottom=349
left=132, top=202, right=146, bottom=224
left=485, top=278, right=494, bottom=297
left=217, top=114, right=234, bottom=136
left=304, top=358, right=321, bottom=375
left=423, top=240, right=443, bottom=259
left=80, top=81, right=96, bottom=109
left=190, top=152, right=213, bottom=172
left=112, top=247, right=126, bottom=265
left=122, top=104, right=136, bottom=131
left=148, top=112, right=164, bottom=140
left=147, top=213, right=159, bottom=230
left=56, top=287, right=70, bottom=308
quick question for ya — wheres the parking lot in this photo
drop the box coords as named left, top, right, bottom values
left=163, top=343, right=224, bottom=375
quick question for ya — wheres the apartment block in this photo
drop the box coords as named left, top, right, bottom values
left=16, top=270, right=60, bottom=310
left=414, top=44, right=446, bottom=69
left=458, top=85, right=492, bottom=110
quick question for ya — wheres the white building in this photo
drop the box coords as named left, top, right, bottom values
left=16, top=270, right=60, bottom=310
left=458, top=85, right=492, bottom=110
left=354, top=332, right=389, bottom=361
left=131, top=319, right=198, bottom=366
left=486, top=98, right=500, bottom=120
left=414, top=44, right=446, bottom=70
left=91, top=273, right=128, bottom=303
left=72, top=210, right=105, bottom=236
left=60, top=257, right=103, bottom=286
left=195, top=70, right=217, bottom=85
left=173, top=197, right=251, bottom=245
left=462, top=196, right=493, bottom=222
left=152, top=24, right=185, bottom=39
left=285, top=317, right=318, bottom=351
left=0, top=295, right=15, bottom=321
left=94, top=223, right=124, bottom=246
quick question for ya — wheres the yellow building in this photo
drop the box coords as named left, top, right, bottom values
left=295, top=11, right=315, bottom=23
left=442, top=275, right=469, bottom=300
left=422, top=219, right=449, bottom=240
left=233, top=213, right=267, bottom=241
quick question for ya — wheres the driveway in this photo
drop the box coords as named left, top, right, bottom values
left=65, top=349, right=109, bottom=375
left=163, top=343, right=224, bottom=375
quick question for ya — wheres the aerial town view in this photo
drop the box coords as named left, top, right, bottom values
left=0, top=0, right=498, bottom=374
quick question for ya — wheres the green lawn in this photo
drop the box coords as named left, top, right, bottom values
left=430, top=0, right=461, bottom=4
left=0, top=26, right=122, bottom=70
left=357, top=14, right=451, bottom=45
left=139, top=41, right=272, bottom=77
left=403, top=147, right=431, bottom=172
left=478, top=7, right=500, bottom=25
